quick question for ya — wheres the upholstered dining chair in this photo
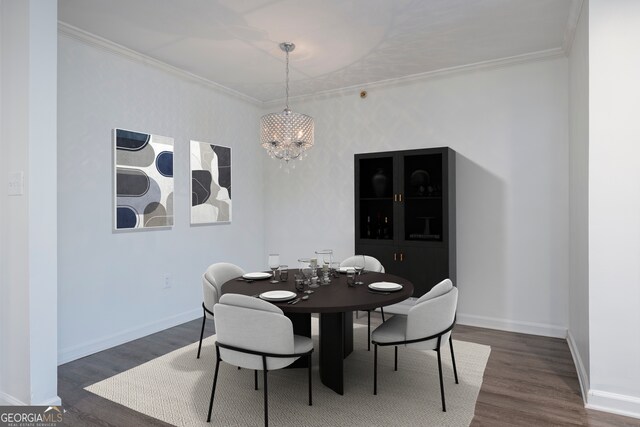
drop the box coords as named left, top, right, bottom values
left=207, top=294, right=314, bottom=427
left=197, top=262, right=245, bottom=359
left=340, top=255, right=386, bottom=351
left=371, top=278, right=459, bottom=412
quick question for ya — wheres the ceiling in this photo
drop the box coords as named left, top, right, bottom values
left=58, top=0, right=580, bottom=103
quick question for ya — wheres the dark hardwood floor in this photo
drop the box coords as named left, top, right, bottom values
left=58, top=315, right=640, bottom=426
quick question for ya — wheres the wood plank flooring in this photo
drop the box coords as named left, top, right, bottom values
left=57, top=315, right=640, bottom=426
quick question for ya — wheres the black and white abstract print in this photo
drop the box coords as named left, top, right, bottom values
left=190, top=141, right=231, bottom=224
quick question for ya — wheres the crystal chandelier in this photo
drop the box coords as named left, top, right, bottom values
left=260, top=42, right=314, bottom=163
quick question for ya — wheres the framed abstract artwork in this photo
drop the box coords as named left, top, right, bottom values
left=190, top=141, right=231, bottom=224
left=114, top=129, right=174, bottom=230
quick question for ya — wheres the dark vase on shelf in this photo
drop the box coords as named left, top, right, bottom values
left=372, top=168, right=388, bottom=197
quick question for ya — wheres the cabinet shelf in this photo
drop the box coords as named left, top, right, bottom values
left=405, top=196, right=442, bottom=200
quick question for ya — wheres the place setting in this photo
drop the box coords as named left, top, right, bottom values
left=367, top=281, right=404, bottom=295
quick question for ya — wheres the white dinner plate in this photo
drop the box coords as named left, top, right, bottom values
left=243, top=272, right=273, bottom=280
left=338, top=267, right=356, bottom=273
left=259, top=290, right=297, bottom=302
left=368, top=282, right=403, bottom=292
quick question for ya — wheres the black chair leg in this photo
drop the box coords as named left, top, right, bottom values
left=373, top=344, right=378, bottom=395
left=206, top=351, right=221, bottom=422
left=449, top=337, right=459, bottom=384
left=197, top=314, right=206, bottom=359
left=394, top=346, right=398, bottom=371
left=262, top=356, right=269, bottom=427
left=367, top=311, right=371, bottom=351
left=381, top=307, right=386, bottom=322
left=308, top=354, right=313, bottom=406
left=254, top=370, right=258, bottom=390
left=263, top=370, right=269, bottom=427
left=436, top=348, right=446, bottom=412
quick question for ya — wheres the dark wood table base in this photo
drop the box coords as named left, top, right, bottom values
left=319, top=312, right=354, bottom=395
left=285, top=312, right=311, bottom=369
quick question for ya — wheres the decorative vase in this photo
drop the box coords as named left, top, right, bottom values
left=410, top=169, right=430, bottom=196
left=372, top=169, right=388, bottom=197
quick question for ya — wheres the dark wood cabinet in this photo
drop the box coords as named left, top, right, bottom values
left=355, top=148, right=456, bottom=297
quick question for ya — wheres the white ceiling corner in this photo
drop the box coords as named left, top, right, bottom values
left=58, top=0, right=577, bottom=103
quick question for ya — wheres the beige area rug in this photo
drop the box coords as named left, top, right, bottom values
left=86, top=320, right=490, bottom=426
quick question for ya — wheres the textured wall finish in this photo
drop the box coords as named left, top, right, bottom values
left=58, top=35, right=263, bottom=363
left=263, top=57, right=570, bottom=338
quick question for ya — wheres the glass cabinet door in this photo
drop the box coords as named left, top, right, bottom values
left=402, top=152, right=443, bottom=242
left=357, top=155, right=394, bottom=241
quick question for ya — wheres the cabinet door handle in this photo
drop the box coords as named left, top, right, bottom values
left=393, top=252, right=397, bottom=261
left=399, top=193, right=403, bottom=202
left=400, top=252, right=404, bottom=261
left=393, top=194, right=398, bottom=202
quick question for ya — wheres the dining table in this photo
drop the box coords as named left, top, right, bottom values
left=221, top=270, right=414, bottom=395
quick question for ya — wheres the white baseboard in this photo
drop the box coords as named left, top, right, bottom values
left=37, top=396, right=62, bottom=406
left=457, top=313, right=567, bottom=338
left=58, top=308, right=202, bottom=365
left=0, top=390, right=26, bottom=405
left=566, top=331, right=589, bottom=404
left=587, top=389, right=640, bottom=420
left=0, top=392, right=61, bottom=406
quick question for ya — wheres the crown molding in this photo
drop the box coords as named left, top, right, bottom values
left=57, top=22, right=263, bottom=106
left=264, top=47, right=566, bottom=108
left=59, top=19, right=570, bottom=108
left=562, top=0, right=585, bottom=54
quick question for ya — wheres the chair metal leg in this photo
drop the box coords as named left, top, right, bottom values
left=436, top=348, right=446, bottom=412
left=254, top=370, right=258, bottom=390
left=197, top=314, right=206, bottom=359
left=206, top=349, right=221, bottom=422
left=381, top=307, right=386, bottom=322
left=373, top=344, right=378, bottom=395
left=308, top=354, right=313, bottom=406
left=262, top=356, right=269, bottom=427
left=449, top=336, right=459, bottom=384
left=394, top=346, right=398, bottom=371
left=367, top=311, right=371, bottom=351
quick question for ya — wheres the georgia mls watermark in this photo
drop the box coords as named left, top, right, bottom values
left=0, top=406, right=65, bottom=427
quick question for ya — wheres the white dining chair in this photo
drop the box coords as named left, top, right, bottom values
left=340, top=255, right=386, bottom=351
left=207, top=294, right=314, bottom=427
left=197, top=262, right=245, bottom=359
left=371, top=278, right=459, bottom=412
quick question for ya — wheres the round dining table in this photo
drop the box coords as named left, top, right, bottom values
left=221, top=271, right=414, bottom=395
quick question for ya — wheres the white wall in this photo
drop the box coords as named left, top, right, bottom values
left=263, top=57, right=570, bottom=337
left=587, top=0, right=640, bottom=418
left=0, top=0, right=59, bottom=405
left=57, top=34, right=265, bottom=363
left=568, top=0, right=590, bottom=399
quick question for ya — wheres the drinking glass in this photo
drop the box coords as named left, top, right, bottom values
left=294, top=274, right=304, bottom=293
left=316, top=249, right=333, bottom=285
left=330, top=262, right=341, bottom=278
left=346, top=271, right=356, bottom=287
left=354, top=254, right=365, bottom=285
left=298, top=258, right=312, bottom=286
left=279, top=265, right=289, bottom=282
left=268, top=254, right=280, bottom=283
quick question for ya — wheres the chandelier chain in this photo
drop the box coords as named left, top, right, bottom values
left=285, top=48, right=290, bottom=111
